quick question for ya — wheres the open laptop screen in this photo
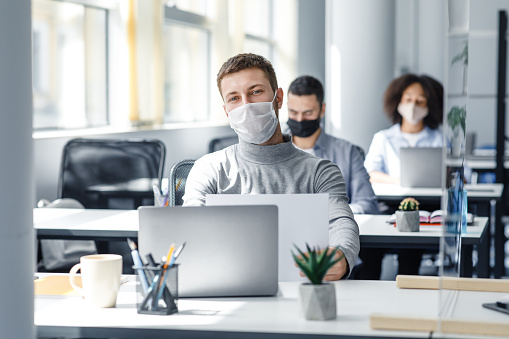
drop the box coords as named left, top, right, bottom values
left=206, top=193, right=329, bottom=282
left=400, top=147, right=443, bottom=188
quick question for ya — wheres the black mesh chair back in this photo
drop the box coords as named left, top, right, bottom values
left=58, top=138, right=166, bottom=209
left=208, top=135, right=239, bottom=153
left=168, top=159, right=195, bottom=206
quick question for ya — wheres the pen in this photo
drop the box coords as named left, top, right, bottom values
left=152, top=183, right=162, bottom=195
left=154, top=243, right=178, bottom=309
left=173, top=242, right=186, bottom=263
left=153, top=184, right=164, bottom=206
left=127, top=238, right=149, bottom=293
left=151, top=243, right=175, bottom=309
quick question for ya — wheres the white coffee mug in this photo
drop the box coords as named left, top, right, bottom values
left=69, top=254, right=123, bottom=308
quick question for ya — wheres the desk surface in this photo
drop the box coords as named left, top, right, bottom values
left=34, top=209, right=488, bottom=246
left=466, top=154, right=509, bottom=170
left=372, top=183, right=503, bottom=201
left=357, top=214, right=488, bottom=247
left=35, top=276, right=508, bottom=339
left=34, top=208, right=138, bottom=240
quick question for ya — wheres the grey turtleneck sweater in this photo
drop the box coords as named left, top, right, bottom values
left=183, top=135, right=360, bottom=276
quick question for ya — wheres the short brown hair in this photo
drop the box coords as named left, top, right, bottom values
left=216, top=53, right=278, bottom=98
left=383, top=73, right=443, bottom=129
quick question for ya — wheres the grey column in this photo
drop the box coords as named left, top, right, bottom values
left=0, top=0, right=35, bottom=338
left=297, top=0, right=326, bottom=85
left=325, top=0, right=395, bottom=152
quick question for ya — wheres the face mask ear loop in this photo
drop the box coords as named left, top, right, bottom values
left=272, top=89, right=279, bottom=114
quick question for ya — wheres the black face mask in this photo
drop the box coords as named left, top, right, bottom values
left=287, top=117, right=321, bottom=137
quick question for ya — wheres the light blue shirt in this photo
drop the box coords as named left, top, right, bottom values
left=364, top=124, right=444, bottom=177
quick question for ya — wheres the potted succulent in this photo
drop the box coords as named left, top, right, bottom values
left=448, top=106, right=466, bottom=156
left=292, top=243, right=344, bottom=321
left=396, top=197, right=420, bottom=232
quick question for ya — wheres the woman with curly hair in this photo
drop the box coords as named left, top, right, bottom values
left=364, top=74, right=443, bottom=184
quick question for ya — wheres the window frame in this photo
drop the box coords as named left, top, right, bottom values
left=31, top=0, right=114, bottom=131
left=243, top=0, right=275, bottom=61
left=162, top=5, right=212, bottom=123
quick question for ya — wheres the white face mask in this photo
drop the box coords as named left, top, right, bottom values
left=227, top=91, right=279, bottom=144
left=398, top=102, right=428, bottom=125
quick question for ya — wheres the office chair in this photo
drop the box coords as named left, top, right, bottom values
left=208, top=135, right=239, bottom=153
left=168, top=159, right=195, bottom=206
left=59, top=138, right=166, bottom=209
left=57, top=138, right=165, bottom=274
left=38, top=198, right=98, bottom=272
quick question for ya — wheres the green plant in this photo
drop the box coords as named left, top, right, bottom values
left=292, top=243, right=344, bottom=285
left=451, top=42, right=468, bottom=66
left=448, top=106, right=466, bottom=137
left=398, top=197, right=420, bottom=211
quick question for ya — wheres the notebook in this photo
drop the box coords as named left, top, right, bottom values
left=138, top=205, right=278, bottom=297
left=206, top=194, right=329, bottom=282
left=400, top=147, right=443, bottom=188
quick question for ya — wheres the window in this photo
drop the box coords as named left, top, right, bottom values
left=163, top=5, right=211, bottom=123
left=32, top=1, right=296, bottom=130
left=162, top=1, right=280, bottom=124
left=243, top=0, right=273, bottom=60
left=32, top=0, right=108, bottom=130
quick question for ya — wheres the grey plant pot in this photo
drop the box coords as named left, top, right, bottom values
left=396, top=210, right=420, bottom=232
left=299, top=283, right=336, bottom=321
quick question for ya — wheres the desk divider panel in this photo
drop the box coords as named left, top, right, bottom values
left=371, top=4, right=509, bottom=337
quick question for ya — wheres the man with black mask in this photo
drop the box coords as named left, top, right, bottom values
left=286, top=76, right=378, bottom=214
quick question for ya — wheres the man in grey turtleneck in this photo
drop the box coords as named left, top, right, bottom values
left=183, top=53, right=359, bottom=280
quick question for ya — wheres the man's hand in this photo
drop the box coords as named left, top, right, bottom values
left=296, top=247, right=348, bottom=281
left=323, top=248, right=348, bottom=281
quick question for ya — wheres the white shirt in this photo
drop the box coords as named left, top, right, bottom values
left=364, top=124, right=443, bottom=177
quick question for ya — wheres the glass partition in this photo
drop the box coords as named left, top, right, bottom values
left=438, top=1, right=509, bottom=337
left=439, top=0, right=470, bottom=328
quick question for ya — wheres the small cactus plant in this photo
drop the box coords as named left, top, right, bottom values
left=399, top=197, right=420, bottom=211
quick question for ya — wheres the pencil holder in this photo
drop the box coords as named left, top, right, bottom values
left=153, top=191, right=169, bottom=207
left=133, top=264, right=178, bottom=315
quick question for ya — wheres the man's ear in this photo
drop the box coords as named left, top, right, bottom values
left=320, top=103, right=326, bottom=118
left=276, top=88, right=284, bottom=109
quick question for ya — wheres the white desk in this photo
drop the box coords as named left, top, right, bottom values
left=372, top=183, right=503, bottom=202
left=357, top=215, right=489, bottom=278
left=357, top=215, right=488, bottom=247
left=35, top=275, right=508, bottom=339
left=465, top=154, right=509, bottom=170
left=372, top=183, right=503, bottom=278
left=34, top=208, right=138, bottom=240
left=34, top=209, right=488, bottom=278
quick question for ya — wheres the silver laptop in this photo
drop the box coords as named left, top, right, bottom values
left=400, top=147, right=443, bottom=188
left=138, top=205, right=278, bottom=297
left=206, top=194, right=329, bottom=282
